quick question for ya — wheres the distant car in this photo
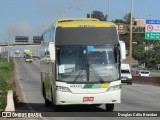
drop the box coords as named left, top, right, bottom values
left=138, top=70, right=150, bottom=77
left=121, top=64, right=132, bottom=85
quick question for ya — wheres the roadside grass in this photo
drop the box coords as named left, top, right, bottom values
left=0, top=58, right=15, bottom=110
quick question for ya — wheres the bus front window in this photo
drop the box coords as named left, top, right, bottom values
left=57, top=45, right=119, bottom=83
left=88, top=46, right=119, bottom=82
left=57, top=46, right=87, bottom=82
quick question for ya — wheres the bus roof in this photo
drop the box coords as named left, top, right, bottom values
left=55, top=18, right=116, bottom=28
left=56, top=18, right=99, bottom=23
left=25, top=51, right=32, bottom=55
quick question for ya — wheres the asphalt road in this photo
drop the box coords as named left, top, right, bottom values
left=14, top=58, right=160, bottom=120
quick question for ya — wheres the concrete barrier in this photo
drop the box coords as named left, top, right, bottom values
left=4, top=90, right=15, bottom=111
left=132, top=76, right=160, bottom=86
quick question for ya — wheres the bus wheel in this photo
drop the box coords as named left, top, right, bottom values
left=45, top=99, right=51, bottom=107
left=105, top=104, right=114, bottom=112
left=53, top=104, right=61, bottom=112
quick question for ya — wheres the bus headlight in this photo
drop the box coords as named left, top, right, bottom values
left=106, top=85, right=121, bottom=92
left=56, top=86, right=71, bottom=92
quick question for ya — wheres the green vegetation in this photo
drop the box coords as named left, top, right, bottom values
left=87, top=10, right=107, bottom=21
left=133, top=44, right=145, bottom=63
left=0, top=58, right=15, bottom=109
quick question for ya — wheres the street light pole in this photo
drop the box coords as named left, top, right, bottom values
left=108, top=0, right=110, bottom=21
left=7, top=35, right=10, bottom=63
left=78, top=0, right=81, bottom=17
left=129, top=0, right=133, bottom=67
left=90, top=0, right=92, bottom=18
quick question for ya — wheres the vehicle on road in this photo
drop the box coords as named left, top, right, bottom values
left=40, top=18, right=126, bottom=111
left=121, top=64, right=132, bottom=85
left=138, top=70, right=150, bottom=77
left=24, top=50, right=33, bottom=63
left=14, top=50, right=21, bottom=58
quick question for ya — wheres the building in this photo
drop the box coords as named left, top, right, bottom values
left=134, top=19, right=146, bottom=27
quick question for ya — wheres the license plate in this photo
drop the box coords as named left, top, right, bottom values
left=83, top=97, right=94, bottom=102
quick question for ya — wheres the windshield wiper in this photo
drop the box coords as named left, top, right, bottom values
left=89, top=64, right=105, bottom=83
left=72, top=69, right=84, bottom=83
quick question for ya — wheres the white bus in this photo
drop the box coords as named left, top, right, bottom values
left=40, top=18, right=126, bottom=111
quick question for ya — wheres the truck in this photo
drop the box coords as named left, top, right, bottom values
left=121, top=64, right=132, bottom=85
left=14, top=50, right=21, bottom=58
left=24, top=50, right=33, bottom=63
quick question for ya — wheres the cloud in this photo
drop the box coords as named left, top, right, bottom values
left=7, top=20, right=53, bottom=39
left=7, top=20, right=33, bottom=36
left=33, top=22, right=52, bottom=35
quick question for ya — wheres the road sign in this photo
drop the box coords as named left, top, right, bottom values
left=15, top=36, right=29, bottom=42
left=146, top=25, right=153, bottom=32
left=116, top=23, right=126, bottom=34
left=33, top=36, right=43, bottom=43
left=145, top=20, right=160, bottom=40
left=145, top=32, right=160, bottom=40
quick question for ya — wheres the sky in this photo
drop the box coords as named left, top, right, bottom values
left=0, top=0, right=160, bottom=41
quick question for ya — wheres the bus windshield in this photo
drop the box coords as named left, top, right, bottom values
left=26, top=54, right=33, bottom=59
left=57, top=45, right=119, bottom=83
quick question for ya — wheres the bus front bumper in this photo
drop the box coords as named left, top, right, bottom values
left=55, top=90, right=121, bottom=105
left=25, top=59, right=33, bottom=62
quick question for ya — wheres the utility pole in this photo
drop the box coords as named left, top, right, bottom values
left=77, top=0, right=80, bottom=17
left=108, top=0, right=110, bottom=21
left=90, top=0, right=92, bottom=18
left=8, top=35, right=10, bottom=63
left=129, top=0, right=133, bottom=67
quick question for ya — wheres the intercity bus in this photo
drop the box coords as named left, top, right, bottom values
left=24, top=50, right=33, bottom=63
left=40, top=18, right=126, bottom=111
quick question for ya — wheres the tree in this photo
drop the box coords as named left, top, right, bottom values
left=87, top=11, right=107, bottom=21
left=154, top=44, right=160, bottom=64
left=144, top=43, right=160, bottom=69
left=123, top=13, right=134, bottom=24
left=132, top=44, right=145, bottom=64
left=145, top=50, right=156, bottom=68
left=113, top=19, right=124, bottom=23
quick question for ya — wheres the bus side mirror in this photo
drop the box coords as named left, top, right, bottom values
left=119, top=41, right=126, bottom=60
left=49, top=42, right=55, bottom=61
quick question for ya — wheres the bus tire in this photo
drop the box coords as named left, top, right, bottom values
left=51, top=88, right=61, bottom=111
left=105, top=104, right=114, bottom=112
left=43, top=84, right=50, bottom=107
left=45, top=99, right=51, bottom=107
left=53, top=104, right=61, bottom=111
left=42, top=83, right=45, bottom=98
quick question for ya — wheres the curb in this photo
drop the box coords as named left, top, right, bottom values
left=4, top=90, right=15, bottom=111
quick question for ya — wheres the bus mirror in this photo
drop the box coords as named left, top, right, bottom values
left=49, top=42, right=55, bottom=61
left=119, top=41, right=126, bottom=60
